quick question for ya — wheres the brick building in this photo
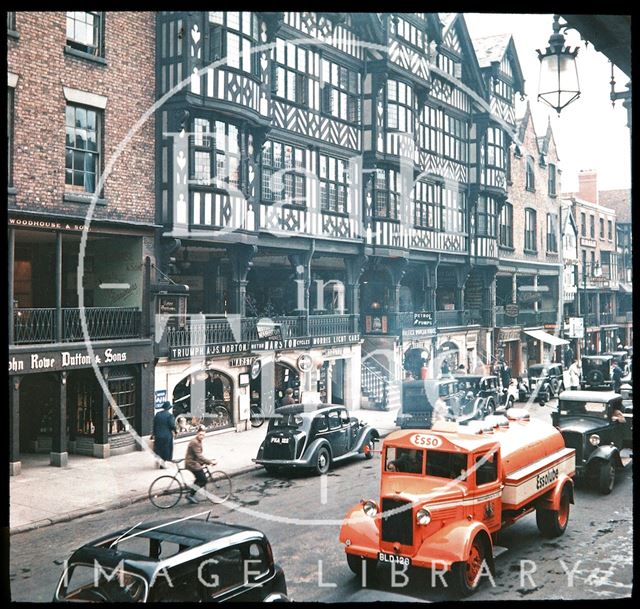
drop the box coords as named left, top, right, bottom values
left=8, top=11, right=157, bottom=474
left=495, top=104, right=564, bottom=375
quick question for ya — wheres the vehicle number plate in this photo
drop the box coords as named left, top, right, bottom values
left=271, top=437, right=289, bottom=444
left=378, top=552, right=411, bottom=566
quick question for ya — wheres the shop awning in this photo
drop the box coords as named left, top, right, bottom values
left=524, top=329, right=570, bottom=346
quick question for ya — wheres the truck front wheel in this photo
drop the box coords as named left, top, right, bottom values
left=536, top=487, right=571, bottom=538
left=449, top=537, right=487, bottom=596
left=597, top=459, right=616, bottom=495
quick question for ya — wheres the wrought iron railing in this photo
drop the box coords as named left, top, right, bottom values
left=12, top=307, right=141, bottom=345
left=435, top=309, right=463, bottom=327
left=165, top=314, right=358, bottom=349
left=599, top=312, right=614, bottom=324
left=361, top=360, right=389, bottom=409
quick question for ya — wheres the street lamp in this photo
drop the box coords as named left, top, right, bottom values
left=536, top=15, right=581, bottom=115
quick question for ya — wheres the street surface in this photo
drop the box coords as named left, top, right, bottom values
left=9, top=399, right=633, bottom=602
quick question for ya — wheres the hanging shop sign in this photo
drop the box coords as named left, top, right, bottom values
left=504, top=304, right=519, bottom=317
left=167, top=333, right=361, bottom=360
left=250, top=359, right=262, bottom=379
left=413, top=311, right=434, bottom=327
left=498, top=327, right=522, bottom=343
left=297, top=354, right=313, bottom=372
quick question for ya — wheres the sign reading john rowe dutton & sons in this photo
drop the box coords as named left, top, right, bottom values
left=168, top=334, right=361, bottom=360
left=8, top=343, right=151, bottom=374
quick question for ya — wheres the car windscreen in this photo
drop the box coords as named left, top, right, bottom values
left=384, top=447, right=424, bottom=474
left=558, top=400, right=608, bottom=417
left=267, top=414, right=304, bottom=430
left=56, top=563, right=148, bottom=602
left=425, top=450, right=468, bottom=480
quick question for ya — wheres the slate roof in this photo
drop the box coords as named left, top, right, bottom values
left=472, top=33, right=511, bottom=68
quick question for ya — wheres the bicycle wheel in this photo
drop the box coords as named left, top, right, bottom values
left=203, top=471, right=232, bottom=504
left=250, top=407, right=265, bottom=428
left=213, top=405, right=231, bottom=427
left=148, top=475, right=183, bottom=509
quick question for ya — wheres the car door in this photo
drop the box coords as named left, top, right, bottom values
left=326, top=409, right=349, bottom=457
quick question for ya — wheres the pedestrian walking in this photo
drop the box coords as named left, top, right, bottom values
left=151, top=401, right=176, bottom=467
left=612, top=361, right=624, bottom=393
left=563, top=345, right=574, bottom=369
left=185, top=425, right=216, bottom=503
left=440, top=359, right=450, bottom=376
left=567, top=360, right=581, bottom=390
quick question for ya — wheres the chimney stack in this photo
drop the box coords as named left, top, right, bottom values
left=578, top=170, right=598, bottom=204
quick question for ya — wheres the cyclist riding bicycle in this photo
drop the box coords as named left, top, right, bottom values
left=185, top=425, right=217, bottom=504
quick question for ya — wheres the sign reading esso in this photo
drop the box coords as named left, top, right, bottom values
left=410, top=433, right=441, bottom=448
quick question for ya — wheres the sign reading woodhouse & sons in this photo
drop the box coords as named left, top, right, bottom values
left=168, top=334, right=361, bottom=360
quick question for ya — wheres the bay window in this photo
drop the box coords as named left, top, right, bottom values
left=208, top=11, right=258, bottom=74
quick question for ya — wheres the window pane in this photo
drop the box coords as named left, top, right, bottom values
left=75, top=107, right=87, bottom=129
left=227, top=33, right=239, bottom=69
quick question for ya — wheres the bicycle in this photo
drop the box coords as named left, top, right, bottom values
left=148, top=458, right=232, bottom=509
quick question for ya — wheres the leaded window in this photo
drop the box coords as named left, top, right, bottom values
left=321, top=59, right=360, bottom=123
left=525, top=208, right=537, bottom=251
left=414, top=181, right=440, bottom=230
left=65, top=104, right=101, bottom=194
left=208, top=11, right=258, bottom=74
left=499, top=202, right=513, bottom=247
left=395, top=17, right=426, bottom=51
left=420, top=105, right=443, bottom=155
left=262, top=141, right=306, bottom=205
left=66, top=11, right=104, bottom=57
left=477, top=196, right=497, bottom=237
left=493, top=77, right=514, bottom=103
left=189, top=118, right=240, bottom=191
left=547, top=213, right=558, bottom=253
left=107, top=376, right=136, bottom=435
left=444, top=114, right=468, bottom=162
left=319, top=154, right=349, bottom=213
left=386, top=80, right=413, bottom=133
left=442, top=187, right=465, bottom=233
left=374, top=168, right=400, bottom=219
left=274, top=38, right=309, bottom=105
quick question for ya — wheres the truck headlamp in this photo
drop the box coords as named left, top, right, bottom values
left=362, top=500, right=378, bottom=517
left=416, top=508, right=432, bottom=526
left=589, top=434, right=601, bottom=446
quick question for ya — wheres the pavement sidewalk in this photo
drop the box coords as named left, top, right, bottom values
left=9, top=406, right=399, bottom=535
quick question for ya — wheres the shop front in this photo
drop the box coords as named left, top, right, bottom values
left=435, top=331, right=479, bottom=376
left=9, top=341, right=154, bottom=475
left=496, top=326, right=523, bottom=378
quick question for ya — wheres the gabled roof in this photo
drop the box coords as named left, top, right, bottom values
left=514, top=100, right=539, bottom=155
left=472, top=33, right=525, bottom=95
left=560, top=199, right=577, bottom=234
left=439, top=13, right=487, bottom=99
left=538, top=117, right=560, bottom=163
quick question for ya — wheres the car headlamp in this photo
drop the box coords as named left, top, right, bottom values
left=362, top=500, right=378, bottom=517
left=589, top=434, right=601, bottom=446
left=416, top=508, right=432, bottom=526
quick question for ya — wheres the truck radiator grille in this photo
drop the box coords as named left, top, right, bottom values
left=381, top=498, right=413, bottom=546
left=561, top=432, right=583, bottom=462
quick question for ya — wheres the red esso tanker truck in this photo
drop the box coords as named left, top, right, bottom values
left=339, top=409, right=576, bottom=596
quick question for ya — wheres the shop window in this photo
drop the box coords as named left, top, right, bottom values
left=107, top=376, right=136, bottom=435
left=74, top=377, right=99, bottom=436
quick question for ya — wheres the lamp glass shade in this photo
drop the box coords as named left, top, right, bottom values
left=537, top=50, right=580, bottom=113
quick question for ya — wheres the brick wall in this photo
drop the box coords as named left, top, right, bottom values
left=7, top=12, right=156, bottom=224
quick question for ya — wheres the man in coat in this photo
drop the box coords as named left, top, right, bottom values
left=152, top=401, right=176, bottom=467
left=185, top=426, right=216, bottom=503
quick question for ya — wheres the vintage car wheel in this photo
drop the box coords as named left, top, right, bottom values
left=536, top=486, right=570, bottom=538
left=597, top=459, right=616, bottom=495
left=346, top=553, right=377, bottom=581
left=363, top=437, right=375, bottom=459
left=315, top=446, right=331, bottom=475
left=506, top=396, right=514, bottom=410
left=587, top=369, right=605, bottom=386
left=484, top=399, right=496, bottom=416
left=550, top=378, right=561, bottom=396
left=449, top=536, right=487, bottom=596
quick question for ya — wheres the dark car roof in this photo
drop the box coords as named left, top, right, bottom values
left=67, top=518, right=267, bottom=578
left=529, top=363, right=561, bottom=370
left=583, top=355, right=613, bottom=360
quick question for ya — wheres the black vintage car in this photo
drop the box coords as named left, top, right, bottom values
left=395, top=379, right=485, bottom=429
left=453, top=374, right=502, bottom=415
left=581, top=355, right=613, bottom=390
left=527, top=363, right=564, bottom=402
left=552, top=390, right=632, bottom=494
left=53, top=515, right=289, bottom=602
left=254, top=404, right=379, bottom=475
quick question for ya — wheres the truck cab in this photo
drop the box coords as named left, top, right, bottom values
left=339, top=411, right=575, bottom=597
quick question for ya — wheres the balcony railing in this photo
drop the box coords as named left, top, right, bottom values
left=12, top=307, right=142, bottom=345
left=584, top=313, right=598, bottom=327
left=435, top=309, right=464, bottom=327
left=599, top=312, right=614, bottom=324
left=165, top=314, right=358, bottom=349
left=496, top=309, right=558, bottom=328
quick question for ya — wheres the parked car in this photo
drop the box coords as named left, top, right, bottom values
left=527, top=363, right=564, bottom=402
left=453, top=374, right=502, bottom=415
left=253, top=404, right=379, bottom=476
left=552, top=390, right=632, bottom=494
left=498, top=379, right=520, bottom=410
left=581, top=355, right=613, bottom=390
left=53, top=515, right=289, bottom=602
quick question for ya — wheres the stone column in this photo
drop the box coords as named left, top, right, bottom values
left=345, top=254, right=368, bottom=318
left=50, top=371, right=68, bottom=467
left=10, top=375, right=21, bottom=476
left=229, top=244, right=258, bottom=317
left=482, top=267, right=497, bottom=328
